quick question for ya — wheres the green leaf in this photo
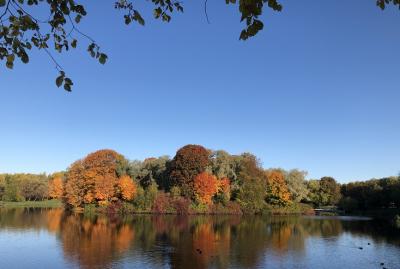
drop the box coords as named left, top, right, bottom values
left=56, top=75, right=64, bottom=87
left=64, top=84, right=72, bottom=92
left=21, top=52, right=29, bottom=64
left=71, top=39, right=77, bottom=48
left=64, top=78, right=73, bottom=85
left=99, top=53, right=107, bottom=64
left=75, top=14, right=82, bottom=23
left=0, top=0, right=6, bottom=7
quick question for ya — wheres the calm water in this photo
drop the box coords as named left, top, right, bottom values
left=0, top=209, right=399, bottom=269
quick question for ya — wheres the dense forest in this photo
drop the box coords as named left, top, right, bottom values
left=0, top=145, right=399, bottom=215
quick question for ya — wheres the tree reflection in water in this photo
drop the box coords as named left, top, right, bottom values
left=0, top=208, right=399, bottom=269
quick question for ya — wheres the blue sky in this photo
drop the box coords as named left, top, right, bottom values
left=0, top=1, right=399, bottom=182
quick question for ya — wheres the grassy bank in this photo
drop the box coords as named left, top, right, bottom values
left=263, top=203, right=314, bottom=215
left=0, top=199, right=62, bottom=208
left=78, top=201, right=314, bottom=216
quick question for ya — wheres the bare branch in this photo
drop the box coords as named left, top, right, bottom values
left=204, top=0, right=210, bottom=24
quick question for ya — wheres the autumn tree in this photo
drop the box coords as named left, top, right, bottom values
left=193, top=172, right=218, bottom=205
left=215, top=177, right=231, bottom=204
left=48, top=176, right=64, bottom=199
left=64, top=149, right=128, bottom=208
left=168, top=144, right=210, bottom=198
left=118, top=175, right=137, bottom=201
left=265, top=169, right=291, bottom=206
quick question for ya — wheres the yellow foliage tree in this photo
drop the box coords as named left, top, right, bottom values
left=265, top=169, right=291, bottom=206
left=48, top=177, right=64, bottom=199
left=118, top=175, right=137, bottom=201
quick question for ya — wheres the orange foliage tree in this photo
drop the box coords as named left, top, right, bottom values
left=118, top=175, right=137, bottom=201
left=48, top=176, right=64, bottom=199
left=265, top=169, right=291, bottom=206
left=193, top=172, right=218, bottom=205
left=64, top=149, right=128, bottom=208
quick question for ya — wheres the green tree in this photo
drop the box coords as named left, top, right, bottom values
left=307, top=179, right=333, bottom=207
left=3, top=175, right=24, bottom=202
left=285, top=169, right=309, bottom=203
left=320, top=177, right=341, bottom=206
left=308, top=177, right=341, bottom=207
left=210, top=150, right=238, bottom=181
left=19, top=176, right=48, bottom=201
left=0, top=174, right=6, bottom=199
left=236, top=154, right=266, bottom=213
left=128, top=156, right=170, bottom=189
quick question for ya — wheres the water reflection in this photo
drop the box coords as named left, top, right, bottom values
left=0, top=209, right=399, bottom=269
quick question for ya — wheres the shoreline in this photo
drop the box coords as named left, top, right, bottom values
left=1, top=200, right=398, bottom=227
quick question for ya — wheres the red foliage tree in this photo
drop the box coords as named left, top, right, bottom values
left=169, top=144, right=210, bottom=198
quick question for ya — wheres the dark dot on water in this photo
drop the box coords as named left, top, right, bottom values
left=380, top=262, right=384, bottom=265
left=358, top=247, right=363, bottom=250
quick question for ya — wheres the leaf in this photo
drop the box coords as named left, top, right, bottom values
left=6, top=54, right=15, bottom=69
left=0, top=0, right=6, bottom=7
left=75, top=14, right=82, bottom=23
left=56, top=75, right=64, bottom=87
left=64, top=78, right=73, bottom=85
left=99, top=53, right=107, bottom=64
left=71, top=39, right=77, bottom=48
left=21, top=52, right=29, bottom=64
left=64, top=84, right=72, bottom=92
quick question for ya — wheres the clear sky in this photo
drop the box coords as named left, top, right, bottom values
left=0, top=1, right=399, bottom=182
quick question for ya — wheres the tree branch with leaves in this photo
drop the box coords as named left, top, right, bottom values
left=1, top=0, right=399, bottom=91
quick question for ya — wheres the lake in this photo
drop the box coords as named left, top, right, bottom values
left=0, top=209, right=399, bottom=269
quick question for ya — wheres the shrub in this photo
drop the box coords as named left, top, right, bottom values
left=172, top=197, right=192, bottom=215
left=191, top=202, right=209, bottom=214
left=153, top=192, right=173, bottom=213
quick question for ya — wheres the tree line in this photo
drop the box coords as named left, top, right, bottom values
left=1, top=144, right=399, bottom=214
